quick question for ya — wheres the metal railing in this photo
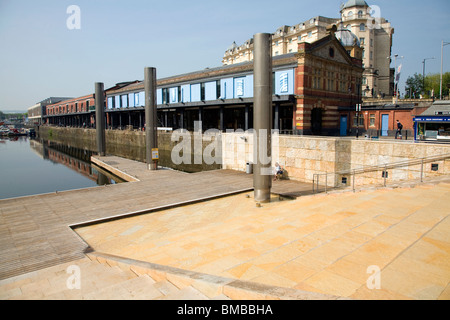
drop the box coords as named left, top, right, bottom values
left=312, top=153, right=450, bottom=194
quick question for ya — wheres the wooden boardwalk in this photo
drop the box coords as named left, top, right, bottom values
left=0, top=156, right=313, bottom=280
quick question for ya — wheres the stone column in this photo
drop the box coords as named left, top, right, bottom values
left=253, top=33, right=273, bottom=203
left=145, top=67, right=158, bottom=170
left=95, top=82, right=106, bottom=156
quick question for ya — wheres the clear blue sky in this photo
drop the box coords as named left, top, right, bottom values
left=0, top=0, right=449, bottom=112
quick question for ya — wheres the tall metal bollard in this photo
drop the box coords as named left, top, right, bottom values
left=253, top=33, right=273, bottom=203
left=95, top=82, right=106, bottom=156
left=145, top=67, right=158, bottom=170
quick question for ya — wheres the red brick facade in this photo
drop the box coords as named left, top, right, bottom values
left=294, top=35, right=363, bottom=135
left=46, top=94, right=94, bottom=116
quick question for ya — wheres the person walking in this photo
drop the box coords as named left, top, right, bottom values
left=395, top=120, right=403, bottom=139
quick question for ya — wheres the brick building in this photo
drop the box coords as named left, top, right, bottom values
left=43, top=28, right=363, bottom=136
left=45, top=94, right=95, bottom=127
left=338, top=100, right=431, bottom=138
left=295, top=28, right=363, bottom=135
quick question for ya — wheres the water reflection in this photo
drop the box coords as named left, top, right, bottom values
left=0, top=136, right=124, bottom=199
left=34, top=139, right=125, bottom=186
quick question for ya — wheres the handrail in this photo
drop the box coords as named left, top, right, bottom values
left=313, top=153, right=450, bottom=193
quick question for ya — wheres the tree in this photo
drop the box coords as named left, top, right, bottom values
left=405, top=73, right=423, bottom=98
left=404, top=72, right=450, bottom=99
left=426, top=72, right=450, bottom=98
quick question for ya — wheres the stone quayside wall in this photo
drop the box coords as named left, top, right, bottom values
left=39, top=126, right=450, bottom=187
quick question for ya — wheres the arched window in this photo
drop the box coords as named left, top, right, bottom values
left=348, top=11, right=353, bottom=18
left=358, top=10, right=363, bottom=18
left=360, top=23, right=365, bottom=31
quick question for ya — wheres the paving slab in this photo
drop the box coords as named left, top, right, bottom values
left=74, top=181, right=450, bottom=300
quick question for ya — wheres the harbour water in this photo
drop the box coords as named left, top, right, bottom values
left=0, top=136, right=124, bottom=200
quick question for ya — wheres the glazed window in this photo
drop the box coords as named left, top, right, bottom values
left=370, top=114, right=375, bottom=127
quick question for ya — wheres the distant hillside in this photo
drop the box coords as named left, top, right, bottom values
left=1, top=110, right=27, bottom=114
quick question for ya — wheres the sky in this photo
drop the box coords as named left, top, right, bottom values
left=0, top=0, right=449, bottom=112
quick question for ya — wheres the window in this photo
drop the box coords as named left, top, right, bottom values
left=162, top=88, right=169, bottom=104
left=360, top=23, right=365, bottom=31
left=308, top=31, right=312, bottom=38
left=235, top=78, right=244, bottom=96
left=348, top=11, right=353, bottom=17
left=360, top=37, right=365, bottom=45
left=275, top=40, right=279, bottom=46
left=327, top=79, right=335, bottom=91
left=200, top=83, right=205, bottom=101
left=358, top=10, right=363, bottom=18
left=120, top=95, right=128, bottom=108
left=280, top=72, right=289, bottom=93
left=298, top=35, right=302, bottom=41
left=216, top=80, right=221, bottom=99
left=312, top=68, right=321, bottom=89
left=370, top=39, right=373, bottom=47
left=370, top=114, right=375, bottom=127
left=353, top=115, right=364, bottom=126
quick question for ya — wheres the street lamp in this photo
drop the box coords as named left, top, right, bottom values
left=422, top=57, right=435, bottom=97
left=440, top=41, right=450, bottom=100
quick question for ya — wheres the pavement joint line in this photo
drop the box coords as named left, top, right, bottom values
left=376, top=209, right=449, bottom=275
left=68, top=188, right=254, bottom=230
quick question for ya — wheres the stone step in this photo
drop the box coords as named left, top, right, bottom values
left=87, top=251, right=340, bottom=300
left=0, top=257, right=180, bottom=300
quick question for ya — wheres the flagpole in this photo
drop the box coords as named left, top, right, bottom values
left=393, top=54, right=403, bottom=102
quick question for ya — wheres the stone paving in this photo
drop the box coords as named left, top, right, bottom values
left=74, top=181, right=450, bottom=300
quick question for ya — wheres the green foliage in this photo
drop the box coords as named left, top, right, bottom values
left=405, top=72, right=450, bottom=98
left=405, top=73, right=423, bottom=98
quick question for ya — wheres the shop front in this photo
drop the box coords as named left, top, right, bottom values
left=414, top=101, right=450, bottom=142
left=414, top=116, right=450, bottom=141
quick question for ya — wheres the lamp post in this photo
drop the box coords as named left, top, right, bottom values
left=440, top=41, right=450, bottom=100
left=422, top=57, right=435, bottom=97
